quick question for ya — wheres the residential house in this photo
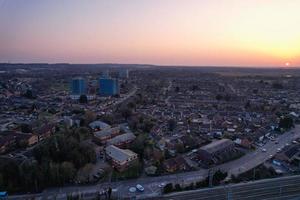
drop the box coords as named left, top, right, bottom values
left=105, top=145, right=138, bottom=172
left=93, top=126, right=121, bottom=144
left=89, top=120, right=111, bottom=132
left=106, top=132, right=136, bottom=148
left=33, top=123, right=55, bottom=142
left=163, top=156, right=190, bottom=173
left=196, top=139, right=236, bottom=165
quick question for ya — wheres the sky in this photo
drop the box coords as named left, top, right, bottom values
left=0, top=0, right=300, bottom=67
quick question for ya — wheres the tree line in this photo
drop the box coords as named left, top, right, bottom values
left=0, top=127, right=96, bottom=193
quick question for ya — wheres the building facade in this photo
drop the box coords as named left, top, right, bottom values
left=105, top=145, right=138, bottom=172
left=71, top=77, right=86, bottom=95
left=99, top=78, right=119, bottom=96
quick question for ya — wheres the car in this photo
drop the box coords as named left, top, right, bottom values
left=261, top=148, right=267, bottom=152
left=136, top=184, right=144, bottom=192
left=0, top=191, right=8, bottom=199
left=286, top=143, right=290, bottom=146
left=275, top=141, right=279, bottom=144
left=158, top=183, right=166, bottom=188
left=269, top=154, right=273, bottom=158
left=129, top=187, right=136, bottom=193
left=293, top=140, right=298, bottom=144
left=277, top=148, right=281, bottom=153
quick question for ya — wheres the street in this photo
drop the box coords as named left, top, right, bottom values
left=8, top=125, right=300, bottom=200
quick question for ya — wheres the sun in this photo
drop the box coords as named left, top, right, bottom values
left=285, top=62, right=290, bottom=67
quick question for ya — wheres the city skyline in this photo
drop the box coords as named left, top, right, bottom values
left=1, top=0, right=300, bottom=67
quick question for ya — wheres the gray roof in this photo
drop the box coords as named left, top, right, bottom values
left=107, top=132, right=136, bottom=145
left=105, top=145, right=137, bottom=163
left=94, top=126, right=120, bottom=138
left=200, top=139, right=234, bottom=154
left=89, top=120, right=111, bottom=129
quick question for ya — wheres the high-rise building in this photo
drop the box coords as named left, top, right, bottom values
left=102, top=70, right=110, bottom=78
left=118, top=69, right=129, bottom=78
left=71, top=77, right=86, bottom=95
left=99, top=77, right=119, bottom=96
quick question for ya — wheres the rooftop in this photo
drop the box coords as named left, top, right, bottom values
left=105, top=145, right=137, bottom=163
left=200, top=139, right=234, bottom=154
left=94, top=126, right=120, bottom=138
left=107, top=132, right=136, bottom=145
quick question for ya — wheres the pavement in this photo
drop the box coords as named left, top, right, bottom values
left=8, top=125, right=300, bottom=200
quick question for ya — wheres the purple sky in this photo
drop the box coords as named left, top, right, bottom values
left=0, top=0, right=299, bottom=67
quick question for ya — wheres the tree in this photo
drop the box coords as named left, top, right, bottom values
left=191, top=85, right=198, bottom=91
left=108, top=187, right=112, bottom=199
left=245, top=101, right=251, bottom=109
left=0, top=173, right=3, bottom=189
left=224, top=94, right=231, bottom=101
left=74, top=127, right=91, bottom=141
left=130, top=134, right=147, bottom=159
left=17, top=139, right=28, bottom=149
left=79, top=95, right=88, bottom=104
left=121, top=108, right=132, bottom=120
left=19, top=160, right=40, bottom=191
left=127, top=102, right=136, bottom=109
left=279, top=116, right=294, bottom=129
left=77, top=163, right=94, bottom=182
left=23, top=89, right=36, bottom=99
left=272, top=82, right=283, bottom=89
left=60, top=162, right=76, bottom=184
left=100, top=114, right=114, bottom=125
left=212, top=170, right=227, bottom=185
left=0, top=158, right=21, bottom=192
left=141, top=119, right=154, bottom=133
left=168, top=119, right=176, bottom=131
left=84, top=111, right=96, bottom=124
left=174, top=184, right=182, bottom=191
left=175, top=143, right=185, bottom=153
left=20, top=123, right=32, bottom=133
left=164, top=183, right=173, bottom=193
left=216, top=94, right=222, bottom=101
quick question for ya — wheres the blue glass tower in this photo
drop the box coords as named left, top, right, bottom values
left=99, top=78, right=119, bottom=96
left=71, top=77, right=86, bottom=95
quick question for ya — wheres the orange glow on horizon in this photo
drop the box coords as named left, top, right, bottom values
left=0, top=0, right=300, bottom=67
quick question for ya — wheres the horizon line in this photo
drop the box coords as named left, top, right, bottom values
left=0, top=62, right=299, bottom=69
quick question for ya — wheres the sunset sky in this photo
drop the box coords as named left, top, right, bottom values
left=0, top=0, right=299, bottom=67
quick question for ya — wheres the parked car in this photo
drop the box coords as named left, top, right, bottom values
left=277, top=148, right=281, bottom=153
left=136, top=184, right=144, bottom=192
left=158, top=183, right=166, bottom=188
left=129, top=187, right=136, bottom=193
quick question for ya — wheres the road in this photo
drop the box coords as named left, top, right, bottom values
left=99, top=85, right=138, bottom=111
left=221, top=125, right=300, bottom=176
left=161, top=174, right=300, bottom=200
left=164, top=80, right=172, bottom=105
left=112, top=85, right=138, bottom=107
left=8, top=126, right=300, bottom=199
